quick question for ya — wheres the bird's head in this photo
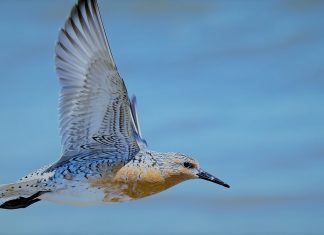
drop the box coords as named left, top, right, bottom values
left=157, top=152, right=230, bottom=189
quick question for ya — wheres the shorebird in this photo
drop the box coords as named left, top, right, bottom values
left=0, top=0, right=229, bottom=210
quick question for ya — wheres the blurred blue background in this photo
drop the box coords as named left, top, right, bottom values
left=0, top=0, right=323, bottom=234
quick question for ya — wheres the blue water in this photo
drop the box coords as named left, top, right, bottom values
left=0, top=0, right=324, bottom=234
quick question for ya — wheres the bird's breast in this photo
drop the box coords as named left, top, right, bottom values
left=90, top=165, right=188, bottom=202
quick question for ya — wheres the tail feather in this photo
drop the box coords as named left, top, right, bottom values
left=0, top=164, right=55, bottom=209
left=0, top=191, right=45, bottom=209
left=0, top=180, right=50, bottom=210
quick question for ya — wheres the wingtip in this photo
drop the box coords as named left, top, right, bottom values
left=77, top=0, right=87, bottom=6
left=131, top=95, right=137, bottom=105
left=70, top=4, right=78, bottom=18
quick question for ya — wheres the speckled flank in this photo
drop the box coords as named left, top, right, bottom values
left=0, top=169, right=55, bottom=200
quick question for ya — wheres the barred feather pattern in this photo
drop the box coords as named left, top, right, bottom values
left=55, top=0, right=140, bottom=167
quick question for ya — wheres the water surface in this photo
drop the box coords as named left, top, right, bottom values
left=0, top=0, right=323, bottom=234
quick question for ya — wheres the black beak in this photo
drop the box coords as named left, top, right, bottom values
left=197, top=170, right=230, bottom=188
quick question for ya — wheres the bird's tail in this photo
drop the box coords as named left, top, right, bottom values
left=0, top=180, right=48, bottom=209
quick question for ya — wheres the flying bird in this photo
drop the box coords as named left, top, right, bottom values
left=0, top=0, right=229, bottom=209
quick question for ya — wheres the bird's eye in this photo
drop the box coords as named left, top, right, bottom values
left=183, top=162, right=194, bottom=169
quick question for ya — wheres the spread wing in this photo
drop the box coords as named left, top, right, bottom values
left=54, top=0, right=141, bottom=165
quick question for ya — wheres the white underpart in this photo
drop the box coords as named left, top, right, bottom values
left=39, top=182, right=105, bottom=206
left=40, top=182, right=133, bottom=206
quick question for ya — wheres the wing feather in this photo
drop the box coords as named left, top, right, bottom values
left=130, top=96, right=147, bottom=147
left=54, top=0, right=140, bottom=166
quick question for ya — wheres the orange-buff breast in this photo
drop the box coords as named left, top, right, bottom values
left=90, top=165, right=192, bottom=201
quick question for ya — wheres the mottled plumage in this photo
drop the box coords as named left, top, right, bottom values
left=0, top=0, right=229, bottom=210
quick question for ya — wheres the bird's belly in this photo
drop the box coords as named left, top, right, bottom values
left=39, top=182, right=132, bottom=206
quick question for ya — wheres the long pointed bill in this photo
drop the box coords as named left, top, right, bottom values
left=197, top=170, right=230, bottom=188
